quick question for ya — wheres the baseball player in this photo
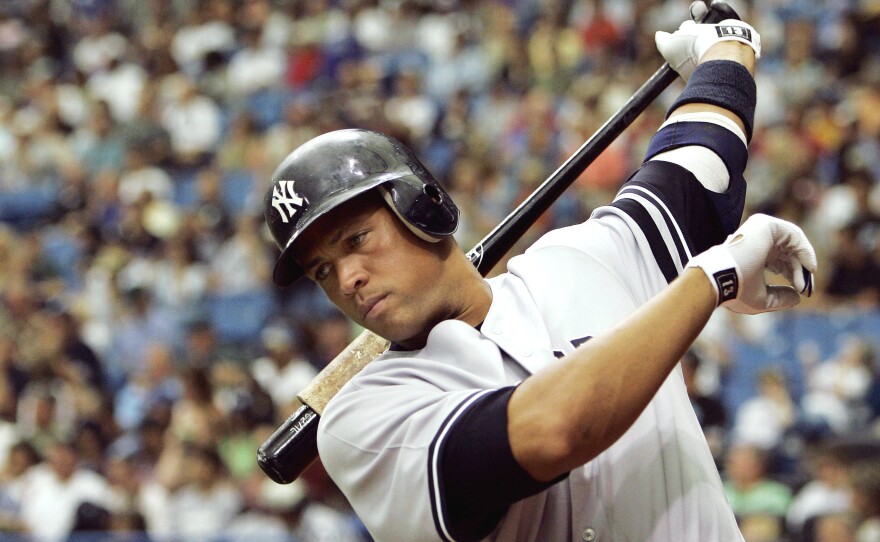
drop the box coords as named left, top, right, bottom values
left=263, top=5, right=816, bottom=542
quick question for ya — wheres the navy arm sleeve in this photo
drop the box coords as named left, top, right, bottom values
left=428, top=386, right=568, bottom=541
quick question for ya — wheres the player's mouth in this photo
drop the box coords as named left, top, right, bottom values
left=360, top=294, right=388, bottom=322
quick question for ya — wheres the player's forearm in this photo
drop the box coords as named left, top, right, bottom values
left=668, top=42, right=756, bottom=135
left=702, top=41, right=756, bottom=76
left=508, top=268, right=717, bottom=482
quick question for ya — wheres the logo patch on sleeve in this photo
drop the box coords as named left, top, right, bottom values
left=713, top=268, right=739, bottom=303
left=715, top=26, right=752, bottom=42
left=271, top=180, right=305, bottom=223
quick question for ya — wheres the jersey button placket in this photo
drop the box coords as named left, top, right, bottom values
left=581, top=527, right=596, bottom=541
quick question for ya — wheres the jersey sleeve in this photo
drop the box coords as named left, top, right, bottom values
left=433, top=387, right=566, bottom=541
left=317, top=325, right=563, bottom=542
left=318, top=379, right=473, bottom=542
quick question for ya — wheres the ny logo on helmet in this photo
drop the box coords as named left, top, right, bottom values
left=272, top=181, right=305, bottom=223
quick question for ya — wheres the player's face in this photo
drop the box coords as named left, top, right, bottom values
left=293, top=193, right=464, bottom=348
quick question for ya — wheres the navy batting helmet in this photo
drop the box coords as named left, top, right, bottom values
left=265, top=129, right=459, bottom=287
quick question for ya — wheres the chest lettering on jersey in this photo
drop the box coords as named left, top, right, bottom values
left=553, top=335, right=593, bottom=358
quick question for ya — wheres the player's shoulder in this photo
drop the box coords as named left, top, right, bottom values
left=349, top=319, right=511, bottom=391
left=320, top=320, right=513, bottom=431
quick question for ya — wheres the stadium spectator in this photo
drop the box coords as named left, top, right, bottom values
left=682, top=349, right=727, bottom=461
left=113, top=343, right=180, bottom=432
left=208, top=214, right=271, bottom=295
left=117, top=148, right=173, bottom=207
left=732, top=368, right=797, bottom=450
left=104, top=449, right=172, bottom=540
left=786, top=444, right=852, bottom=539
left=19, top=438, right=114, bottom=541
left=159, top=78, right=223, bottom=169
left=723, top=443, right=793, bottom=540
left=813, top=513, right=856, bottom=542
left=73, top=100, right=125, bottom=177
left=802, top=335, right=876, bottom=434
left=168, top=366, right=223, bottom=447
left=849, top=460, right=880, bottom=542
left=250, top=323, right=315, bottom=411
left=104, top=286, right=179, bottom=387
left=0, top=440, right=40, bottom=533
left=225, top=25, right=285, bottom=99
left=167, top=444, right=242, bottom=541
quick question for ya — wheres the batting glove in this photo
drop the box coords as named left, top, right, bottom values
left=685, top=214, right=817, bottom=315
left=655, top=8, right=761, bottom=81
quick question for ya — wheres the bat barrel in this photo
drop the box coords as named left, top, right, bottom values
left=468, top=63, right=678, bottom=275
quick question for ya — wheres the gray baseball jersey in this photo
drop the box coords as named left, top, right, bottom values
left=318, top=114, right=749, bottom=542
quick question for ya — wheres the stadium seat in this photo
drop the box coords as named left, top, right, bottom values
left=208, top=289, right=277, bottom=346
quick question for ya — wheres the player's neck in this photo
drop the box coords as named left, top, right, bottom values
left=396, top=265, right=492, bottom=351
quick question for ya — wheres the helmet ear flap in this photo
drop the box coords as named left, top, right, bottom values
left=376, top=173, right=458, bottom=240
left=377, top=185, right=443, bottom=243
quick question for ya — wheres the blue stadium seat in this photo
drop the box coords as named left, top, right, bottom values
left=851, top=310, right=880, bottom=351
left=208, top=289, right=277, bottom=346
left=171, top=169, right=201, bottom=209
left=724, top=310, right=880, bottom=418
left=221, top=169, right=256, bottom=215
left=40, top=229, right=84, bottom=288
left=246, top=88, right=293, bottom=131
left=0, top=186, right=58, bottom=229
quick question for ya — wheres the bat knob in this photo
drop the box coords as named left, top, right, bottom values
left=257, top=404, right=320, bottom=484
left=702, top=1, right=741, bottom=23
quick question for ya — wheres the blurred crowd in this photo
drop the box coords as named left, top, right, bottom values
left=0, top=0, right=878, bottom=540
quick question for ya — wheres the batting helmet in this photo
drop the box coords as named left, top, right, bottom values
left=265, top=129, right=459, bottom=287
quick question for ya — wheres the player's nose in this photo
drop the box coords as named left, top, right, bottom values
left=338, top=256, right=368, bottom=297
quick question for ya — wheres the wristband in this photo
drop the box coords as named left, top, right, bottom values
left=667, top=60, right=757, bottom=142
left=686, top=244, right=740, bottom=306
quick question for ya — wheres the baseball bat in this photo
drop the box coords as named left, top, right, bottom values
left=258, top=1, right=741, bottom=485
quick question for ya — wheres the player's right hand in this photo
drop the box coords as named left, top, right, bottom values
left=655, top=3, right=761, bottom=81
left=685, top=214, right=817, bottom=315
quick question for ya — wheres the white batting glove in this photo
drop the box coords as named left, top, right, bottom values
left=686, top=214, right=817, bottom=315
left=655, top=14, right=761, bottom=81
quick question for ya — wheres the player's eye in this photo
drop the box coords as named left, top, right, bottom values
left=314, top=263, right=331, bottom=281
left=349, top=231, right=367, bottom=247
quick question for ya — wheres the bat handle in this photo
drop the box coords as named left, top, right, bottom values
left=257, top=329, right=390, bottom=483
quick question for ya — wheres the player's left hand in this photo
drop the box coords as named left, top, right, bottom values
left=655, top=2, right=761, bottom=81
left=686, top=214, right=817, bottom=315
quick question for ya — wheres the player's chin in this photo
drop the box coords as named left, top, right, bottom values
left=357, top=297, right=441, bottom=347
left=371, top=315, right=431, bottom=349
left=369, top=320, right=413, bottom=344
